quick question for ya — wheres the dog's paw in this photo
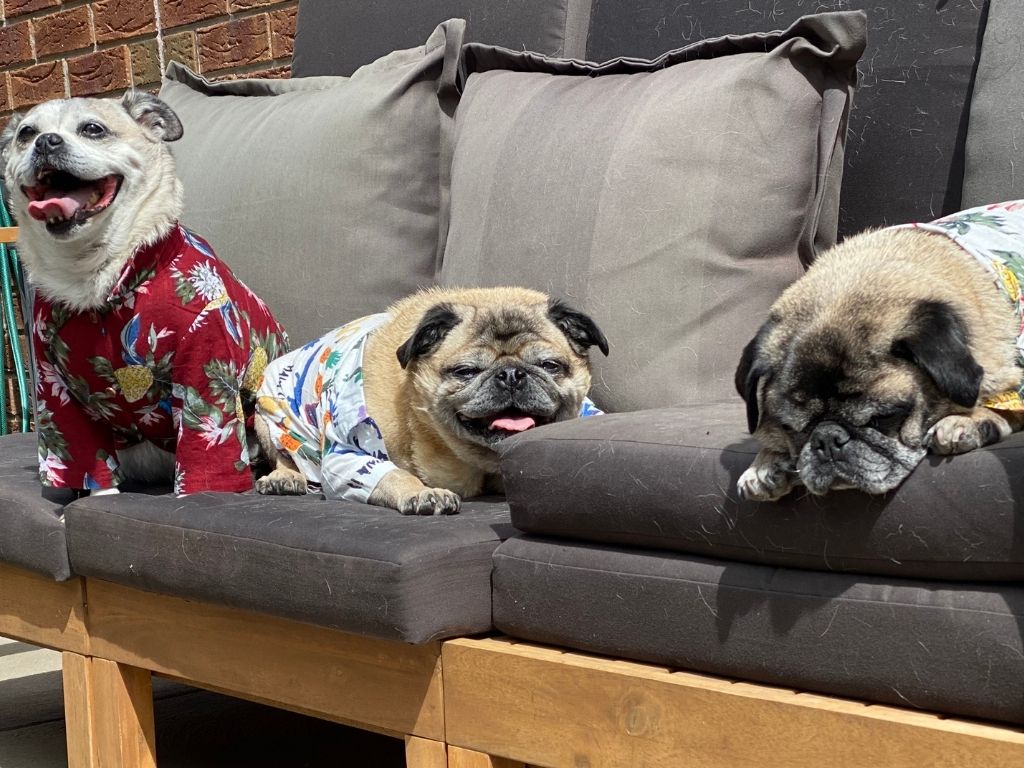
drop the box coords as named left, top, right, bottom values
left=397, top=488, right=461, bottom=516
left=255, top=468, right=308, bottom=495
left=737, top=462, right=796, bottom=502
left=927, top=413, right=1008, bottom=456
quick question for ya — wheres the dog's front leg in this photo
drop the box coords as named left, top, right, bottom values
left=369, top=468, right=461, bottom=516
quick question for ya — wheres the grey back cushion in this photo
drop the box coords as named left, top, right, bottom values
left=159, top=19, right=464, bottom=347
left=440, top=12, right=866, bottom=412
left=293, top=0, right=592, bottom=76
left=584, top=0, right=989, bottom=238
left=963, top=0, right=1024, bottom=206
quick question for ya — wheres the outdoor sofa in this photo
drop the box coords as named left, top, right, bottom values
left=2, top=0, right=1024, bottom=766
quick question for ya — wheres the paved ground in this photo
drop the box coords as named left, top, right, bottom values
left=0, top=637, right=405, bottom=767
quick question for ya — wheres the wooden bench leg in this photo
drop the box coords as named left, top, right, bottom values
left=448, top=746, right=525, bottom=768
left=63, top=652, right=157, bottom=768
left=406, top=735, right=449, bottom=767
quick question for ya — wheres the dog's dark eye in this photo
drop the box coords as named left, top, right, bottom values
left=449, top=365, right=482, bottom=380
left=79, top=122, right=107, bottom=138
left=539, top=359, right=565, bottom=375
left=16, top=125, right=37, bottom=143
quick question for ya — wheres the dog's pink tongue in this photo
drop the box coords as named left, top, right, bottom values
left=490, top=415, right=536, bottom=432
left=27, top=190, right=90, bottom=222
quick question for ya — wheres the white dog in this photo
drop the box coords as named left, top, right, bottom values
left=1, top=94, right=287, bottom=496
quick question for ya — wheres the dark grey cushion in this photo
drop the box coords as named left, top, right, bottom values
left=159, top=19, right=464, bottom=347
left=0, top=432, right=73, bottom=580
left=498, top=402, right=1024, bottom=581
left=441, top=12, right=864, bottom=411
left=584, top=0, right=989, bottom=237
left=64, top=493, right=512, bottom=643
left=493, top=535, right=1024, bottom=726
left=294, top=0, right=592, bottom=76
left=963, top=0, right=1024, bottom=206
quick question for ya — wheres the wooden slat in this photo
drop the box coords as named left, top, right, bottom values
left=90, top=659, right=157, bottom=768
left=84, top=578, right=445, bottom=740
left=63, top=653, right=157, bottom=768
left=63, top=653, right=97, bottom=768
left=406, top=736, right=449, bottom=768
left=0, top=561, right=89, bottom=653
left=0, top=227, right=17, bottom=244
left=443, top=638, right=1024, bottom=768
left=448, top=746, right=524, bottom=768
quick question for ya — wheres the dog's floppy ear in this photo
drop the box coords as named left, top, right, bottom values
left=0, top=113, right=24, bottom=164
left=891, top=300, right=983, bottom=408
left=548, top=299, right=609, bottom=356
left=121, top=92, right=183, bottom=142
left=736, top=320, right=776, bottom=434
left=396, top=303, right=462, bottom=369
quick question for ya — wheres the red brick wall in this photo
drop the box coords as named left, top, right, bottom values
left=0, top=0, right=297, bottom=128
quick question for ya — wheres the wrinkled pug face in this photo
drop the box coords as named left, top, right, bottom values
left=396, top=298, right=608, bottom=449
left=0, top=92, right=182, bottom=240
left=736, top=299, right=983, bottom=497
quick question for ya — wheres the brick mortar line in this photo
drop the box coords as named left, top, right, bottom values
left=151, top=0, right=165, bottom=77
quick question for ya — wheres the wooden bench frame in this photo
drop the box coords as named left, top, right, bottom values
left=6, top=557, right=1024, bottom=768
left=0, top=561, right=510, bottom=767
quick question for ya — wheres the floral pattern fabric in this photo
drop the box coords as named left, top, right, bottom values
left=34, top=224, right=288, bottom=494
left=899, top=201, right=1024, bottom=411
left=256, top=314, right=604, bottom=503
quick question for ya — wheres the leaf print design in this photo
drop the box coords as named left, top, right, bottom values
left=204, top=359, right=241, bottom=411
left=89, top=356, right=116, bottom=383
left=936, top=211, right=1006, bottom=236
left=174, top=464, right=185, bottom=496
left=35, top=399, right=71, bottom=462
left=171, top=263, right=198, bottom=305
left=38, top=361, right=71, bottom=406
left=40, top=450, right=69, bottom=486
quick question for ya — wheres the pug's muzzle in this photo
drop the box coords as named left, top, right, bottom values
left=455, top=363, right=561, bottom=444
left=797, top=420, right=928, bottom=496
left=21, top=134, right=123, bottom=236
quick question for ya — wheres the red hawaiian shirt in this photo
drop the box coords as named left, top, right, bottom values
left=33, top=224, right=288, bottom=495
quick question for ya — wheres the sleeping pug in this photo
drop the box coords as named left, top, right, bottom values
left=736, top=201, right=1024, bottom=500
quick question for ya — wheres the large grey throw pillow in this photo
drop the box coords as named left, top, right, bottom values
left=440, top=12, right=865, bottom=411
left=159, top=19, right=464, bottom=346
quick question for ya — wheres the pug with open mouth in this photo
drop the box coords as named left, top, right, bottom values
left=735, top=201, right=1024, bottom=501
left=1, top=94, right=287, bottom=495
left=254, top=287, right=608, bottom=514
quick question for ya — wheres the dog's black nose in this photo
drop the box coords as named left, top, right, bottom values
left=35, top=133, right=64, bottom=151
left=495, top=366, right=527, bottom=391
left=811, top=423, right=850, bottom=461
